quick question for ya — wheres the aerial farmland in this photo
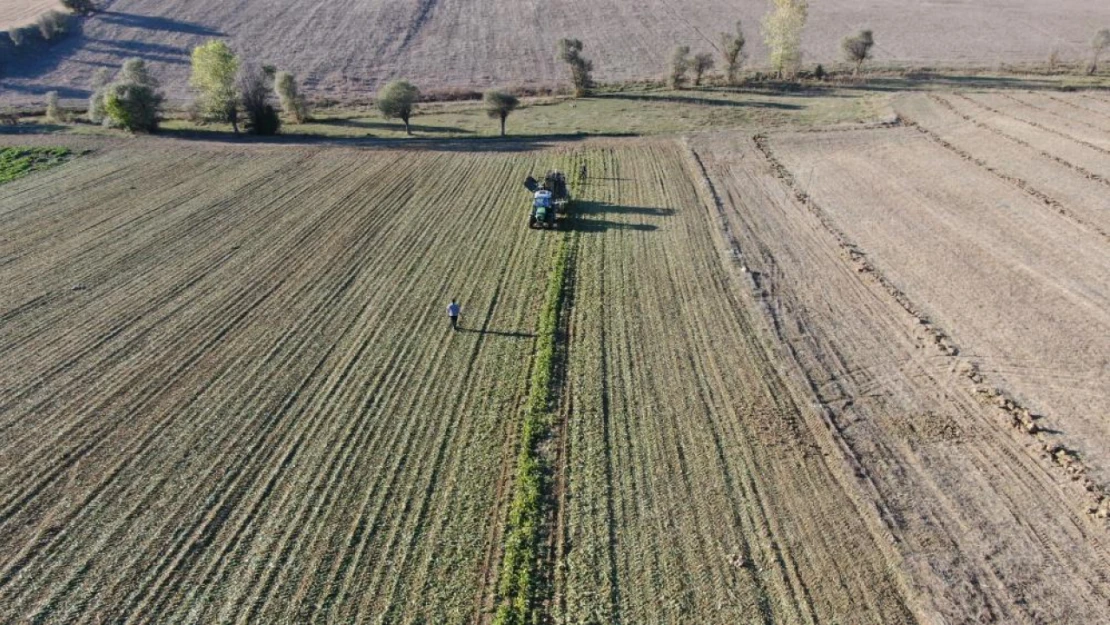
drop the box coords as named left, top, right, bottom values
left=2, top=1, right=1110, bottom=624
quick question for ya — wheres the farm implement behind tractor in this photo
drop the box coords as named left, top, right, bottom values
left=525, top=171, right=571, bottom=229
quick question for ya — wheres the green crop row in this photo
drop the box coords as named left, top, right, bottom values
left=0, top=147, right=71, bottom=184
left=493, top=231, right=573, bottom=625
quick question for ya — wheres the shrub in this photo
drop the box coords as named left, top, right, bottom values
left=274, top=71, right=308, bottom=123
left=669, top=45, right=691, bottom=88
left=556, top=38, right=593, bottom=97
left=61, top=0, right=96, bottom=15
left=116, top=57, right=158, bottom=88
left=483, top=89, right=520, bottom=136
left=9, top=25, right=35, bottom=47
left=1091, top=28, right=1110, bottom=74
left=692, top=52, right=715, bottom=86
left=103, top=82, right=162, bottom=132
left=190, top=40, right=241, bottom=133
left=720, top=20, right=747, bottom=85
left=761, top=0, right=808, bottom=79
left=842, top=29, right=875, bottom=76
left=45, top=91, right=67, bottom=123
left=87, top=67, right=112, bottom=123
left=37, top=10, right=72, bottom=41
left=376, top=80, right=419, bottom=134
left=238, top=64, right=281, bottom=135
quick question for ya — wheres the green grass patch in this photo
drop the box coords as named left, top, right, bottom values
left=0, top=147, right=72, bottom=184
left=494, top=230, right=574, bottom=625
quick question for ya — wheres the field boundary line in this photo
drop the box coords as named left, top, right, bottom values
left=955, top=92, right=1110, bottom=157
left=898, top=110, right=1110, bottom=243
left=491, top=228, right=577, bottom=625
left=751, top=133, right=1110, bottom=524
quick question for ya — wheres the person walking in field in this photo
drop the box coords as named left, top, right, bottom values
left=447, top=299, right=460, bottom=331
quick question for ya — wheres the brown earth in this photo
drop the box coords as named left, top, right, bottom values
left=0, top=0, right=60, bottom=31
left=4, top=0, right=1110, bottom=102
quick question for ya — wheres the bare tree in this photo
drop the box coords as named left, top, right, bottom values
left=88, top=67, right=112, bottom=123
left=669, top=45, right=691, bottom=88
left=45, top=91, right=67, bottom=123
left=692, top=52, right=715, bottom=86
left=720, top=20, right=747, bottom=85
left=842, top=29, right=875, bottom=76
left=1091, top=28, right=1110, bottom=74
left=557, top=38, right=594, bottom=97
left=238, top=64, right=281, bottom=135
left=37, top=10, right=72, bottom=40
left=484, top=90, right=520, bottom=137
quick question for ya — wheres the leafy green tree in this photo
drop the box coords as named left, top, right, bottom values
left=376, top=80, right=420, bottom=134
left=190, top=40, right=241, bottom=134
left=556, top=38, right=593, bottom=97
left=761, top=0, right=808, bottom=79
left=842, top=29, right=875, bottom=76
left=720, top=21, right=747, bottom=85
left=484, top=90, right=520, bottom=136
left=103, top=82, right=162, bottom=132
left=101, top=58, right=163, bottom=132
left=692, top=52, right=715, bottom=86
left=669, top=45, right=691, bottom=88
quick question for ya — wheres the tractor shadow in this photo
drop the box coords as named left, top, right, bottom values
left=563, top=200, right=671, bottom=233
left=458, top=327, right=535, bottom=339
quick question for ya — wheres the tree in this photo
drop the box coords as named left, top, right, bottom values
left=274, top=71, right=309, bottom=123
left=238, top=64, right=281, bottom=135
left=842, top=29, right=875, bottom=76
left=376, top=80, right=419, bottom=134
left=692, top=52, right=715, bottom=86
left=1091, top=28, right=1110, bottom=74
left=87, top=67, right=112, bottom=124
left=101, top=58, right=163, bottom=132
left=45, top=91, right=66, bottom=123
left=720, top=20, right=747, bottom=85
left=761, top=0, right=808, bottom=79
left=557, top=38, right=594, bottom=97
left=37, top=10, right=71, bottom=40
left=103, top=82, right=162, bottom=132
left=669, top=45, right=691, bottom=88
left=484, top=90, right=520, bottom=137
left=190, top=40, right=241, bottom=134
left=61, top=0, right=96, bottom=15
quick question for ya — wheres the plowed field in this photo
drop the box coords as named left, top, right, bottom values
left=3, top=90, right=1110, bottom=623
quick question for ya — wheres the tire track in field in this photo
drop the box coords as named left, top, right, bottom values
left=897, top=109, right=1110, bottom=243
left=956, top=92, right=1110, bottom=157
left=752, top=133, right=1110, bottom=525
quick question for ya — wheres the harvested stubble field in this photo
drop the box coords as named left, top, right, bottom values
left=4, top=0, right=1110, bottom=103
left=3, top=86, right=1110, bottom=624
left=0, top=0, right=59, bottom=31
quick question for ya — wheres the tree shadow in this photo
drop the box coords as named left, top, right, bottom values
left=458, top=327, right=535, bottom=339
left=593, top=92, right=803, bottom=110
left=97, top=11, right=224, bottom=36
left=316, top=118, right=475, bottom=134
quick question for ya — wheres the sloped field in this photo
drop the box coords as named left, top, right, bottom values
left=0, top=0, right=59, bottom=31
left=5, top=0, right=1109, bottom=102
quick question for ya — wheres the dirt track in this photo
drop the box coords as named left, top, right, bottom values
left=5, top=0, right=1110, bottom=102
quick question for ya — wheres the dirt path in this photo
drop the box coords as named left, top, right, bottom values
left=689, top=128, right=1110, bottom=623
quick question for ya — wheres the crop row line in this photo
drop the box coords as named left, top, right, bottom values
left=493, top=228, right=576, bottom=625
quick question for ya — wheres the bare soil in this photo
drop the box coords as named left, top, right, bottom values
left=4, top=0, right=1109, bottom=102
left=0, top=0, right=59, bottom=31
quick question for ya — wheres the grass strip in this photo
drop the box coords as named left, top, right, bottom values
left=493, top=231, right=572, bottom=625
left=0, top=147, right=72, bottom=184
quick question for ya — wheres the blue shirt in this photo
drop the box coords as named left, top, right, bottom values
left=447, top=303, right=460, bottom=317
